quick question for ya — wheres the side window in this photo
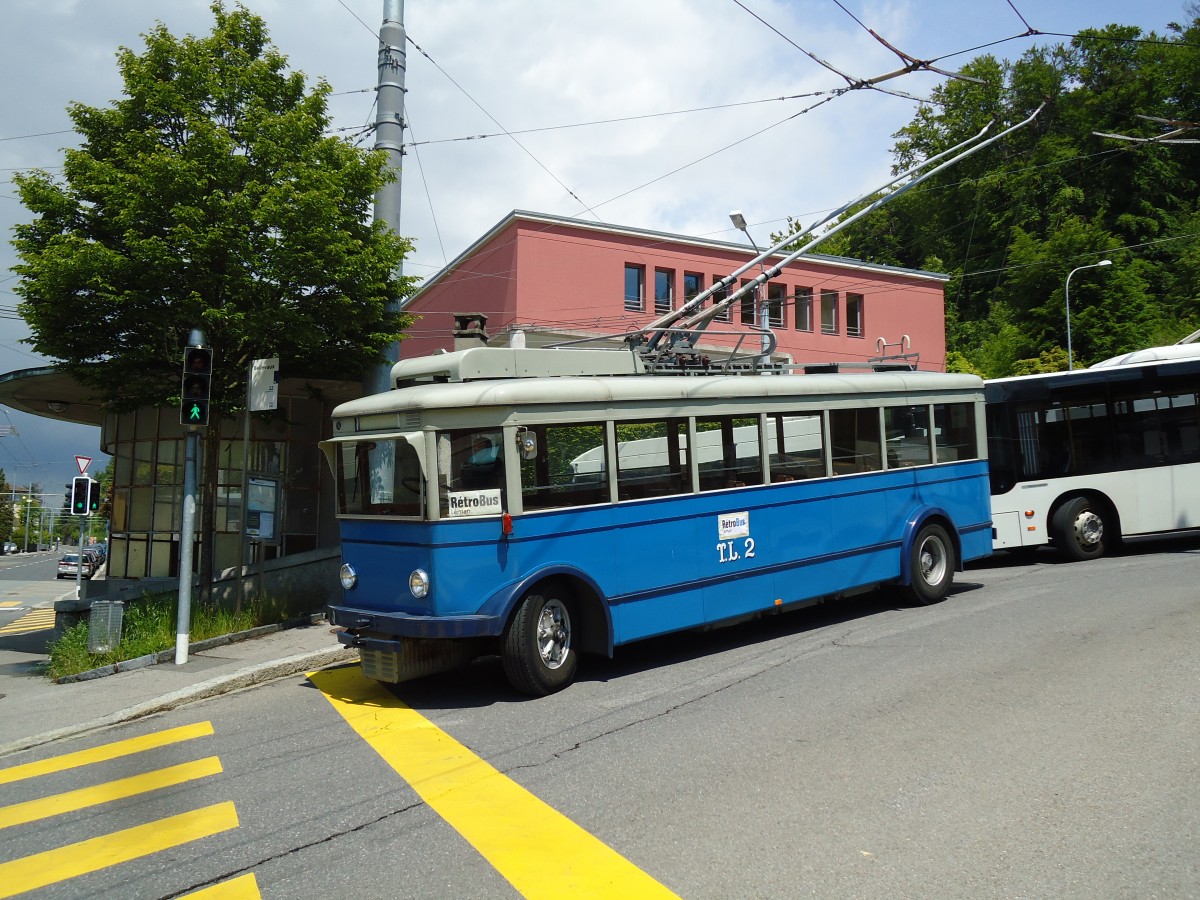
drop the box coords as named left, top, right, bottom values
left=884, top=405, right=932, bottom=467
left=442, top=429, right=506, bottom=518
left=696, top=416, right=764, bottom=491
left=829, top=408, right=882, bottom=474
left=615, top=419, right=690, bottom=500
left=766, top=412, right=825, bottom=481
left=795, top=286, right=813, bottom=332
left=521, top=424, right=608, bottom=511
left=934, top=403, right=978, bottom=462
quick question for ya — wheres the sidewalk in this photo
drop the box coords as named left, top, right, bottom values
left=0, top=615, right=358, bottom=758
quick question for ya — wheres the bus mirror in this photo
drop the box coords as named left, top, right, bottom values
left=518, top=430, right=538, bottom=460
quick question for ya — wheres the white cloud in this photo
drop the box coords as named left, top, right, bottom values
left=0, top=0, right=1186, bottom=484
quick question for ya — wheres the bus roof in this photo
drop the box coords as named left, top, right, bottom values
left=335, top=358, right=982, bottom=430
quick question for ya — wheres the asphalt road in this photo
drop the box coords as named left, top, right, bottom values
left=2, top=537, right=1198, bottom=898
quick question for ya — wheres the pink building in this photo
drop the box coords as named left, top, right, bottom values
left=401, top=211, right=949, bottom=370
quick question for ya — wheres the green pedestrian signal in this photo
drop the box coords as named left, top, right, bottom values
left=71, top=476, right=90, bottom=516
left=181, top=345, right=213, bottom=427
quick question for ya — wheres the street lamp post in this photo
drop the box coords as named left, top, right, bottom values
left=1065, top=259, right=1113, bottom=370
left=729, top=211, right=771, bottom=360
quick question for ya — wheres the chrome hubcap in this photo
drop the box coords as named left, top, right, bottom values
left=919, top=536, right=947, bottom=585
left=1074, top=511, right=1103, bottom=547
left=536, top=599, right=571, bottom=669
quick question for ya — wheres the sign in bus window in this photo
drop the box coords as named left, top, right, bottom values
left=521, top=423, right=608, bottom=510
left=613, top=419, right=689, bottom=500
left=765, top=413, right=824, bottom=480
left=442, top=429, right=506, bottom=517
left=695, top=416, right=763, bottom=491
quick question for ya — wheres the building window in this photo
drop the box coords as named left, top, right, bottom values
left=740, top=280, right=756, bottom=325
left=624, top=264, right=645, bottom=312
left=683, top=272, right=704, bottom=304
left=821, top=289, right=839, bottom=335
left=712, top=279, right=730, bottom=322
left=767, top=283, right=785, bottom=328
left=847, top=293, right=864, bottom=338
left=795, top=286, right=813, bottom=332
left=654, top=268, right=674, bottom=315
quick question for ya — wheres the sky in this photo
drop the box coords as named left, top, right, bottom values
left=1, top=0, right=1193, bottom=490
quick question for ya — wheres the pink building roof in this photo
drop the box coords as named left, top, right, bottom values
left=399, top=211, right=949, bottom=370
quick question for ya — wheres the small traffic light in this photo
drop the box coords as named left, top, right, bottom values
left=181, top=345, right=213, bottom=427
left=71, top=476, right=90, bottom=516
left=87, top=479, right=101, bottom=513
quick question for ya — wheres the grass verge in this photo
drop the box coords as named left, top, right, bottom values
left=46, top=593, right=290, bottom=681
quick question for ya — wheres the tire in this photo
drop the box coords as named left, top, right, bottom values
left=904, top=522, right=955, bottom=605
left=1051, top=496, right=1110, bottom=561
left=502, top=590, right=578, bottom=696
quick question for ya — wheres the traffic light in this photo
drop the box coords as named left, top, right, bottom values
left=71, top=476, right=90, bottom=516
left=181, top=345, right=213, bottom=427
left=87, top=479, right=101, bottom=514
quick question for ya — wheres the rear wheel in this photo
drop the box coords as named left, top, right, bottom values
left=1051, top=496, right=1111, bottom=561
left=502, top=589, right=577, bottom=696
left=904, top=523, right=955, bottom=605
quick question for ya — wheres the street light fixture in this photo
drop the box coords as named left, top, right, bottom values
left=729, top=211, right=770, bottom=359
left=1065, top=259, right=1113, bottom=371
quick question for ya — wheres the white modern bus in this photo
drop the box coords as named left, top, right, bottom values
left=986, top=341, right=1200, bottom=560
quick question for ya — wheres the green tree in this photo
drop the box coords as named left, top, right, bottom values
left=809, top=17, right=1200, bottom=376
left=11, top=4, right=415, bottom=598
left=11, top=2, right=414, bottom=413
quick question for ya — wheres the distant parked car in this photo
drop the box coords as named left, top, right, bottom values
left=57, top=554, right=95, bottom=579
left=3, top=542, right=16, bottom=554
left=82, top=548, right=103, bottom=570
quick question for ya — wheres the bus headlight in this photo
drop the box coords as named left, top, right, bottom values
left=409, top=568, right=430, bottom=599
left=339, top=563, right=358, bottom=590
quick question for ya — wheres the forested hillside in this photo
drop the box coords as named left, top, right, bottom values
left=784, top=13, right=1200, bottom=376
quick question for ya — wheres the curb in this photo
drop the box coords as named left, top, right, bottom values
left=0, top=647, right=359, bottom=759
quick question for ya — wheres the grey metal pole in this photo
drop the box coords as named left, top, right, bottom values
left=176, top=430, right=199, bottom=665
left=364, top=0, right=407, bottom=396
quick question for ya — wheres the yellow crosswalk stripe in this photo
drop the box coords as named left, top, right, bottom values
left=0, top=757, right=223, bottom=830
left=0, top=609, right=56, bottom=636
left=183, top=872, right=262, bottom=898
left=311, top=666, right=679, bottom=899
left=0, top=801, right=240, bottom=898
left=0, top=601, right=22, bottom=608
left=0, top=722, right=214, bottom=786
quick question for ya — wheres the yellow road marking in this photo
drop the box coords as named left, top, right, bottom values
left=311, top=666, right=678, bottom=899
left=0, top=801, right=240, bottom=899
left=0, top=608, right=56, bottom=636
left=183, top=872, right=261, bottom=898
left=0, top=601, right=21, bottom=608
left=0, top=757, right=223, bottom=830
left=0, top=722, right=214, bottom=786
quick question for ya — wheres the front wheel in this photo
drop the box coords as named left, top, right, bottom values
left=502, top=590, right=578, bottom=696
left=1051, top=496, right=1111, bottom=561
left=904, top=523, right=955, bottom=605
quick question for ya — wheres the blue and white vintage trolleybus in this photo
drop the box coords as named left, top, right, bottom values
left=321, top=111, right=1039, bottom=694
left=321, top=347, right=993, bottom=695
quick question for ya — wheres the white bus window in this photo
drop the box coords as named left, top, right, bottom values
left=766, top=413, right=825, bottom=480
left=885, top=406, right=932, bottom=467
left=614, top=419, right=689, bottom=500
left=934, top=403, right=977, bottom=463
left=335, top=438, right=423, bottom=517
left=442, top=429, right=506, bottom=518
left=522, top=424, right=608, bottom=510
left=830, top=408, right=882, bottom=474
left=696, top=416, right=763, bottom=491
